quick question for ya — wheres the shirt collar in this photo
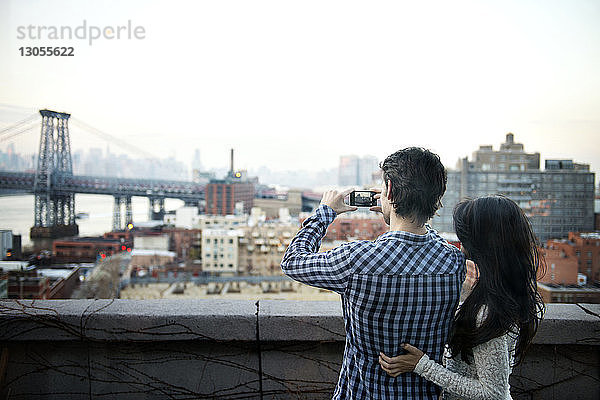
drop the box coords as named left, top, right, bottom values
left=376, top=226, right=434, bottom=245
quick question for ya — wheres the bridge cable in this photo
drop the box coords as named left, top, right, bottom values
left=71, top=118, right=158, bottom=160
left=0, top=114, right=38, bottom=136
left=0, top=122, right=38, bottom=143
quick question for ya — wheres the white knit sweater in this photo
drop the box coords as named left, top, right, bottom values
left=413, top=310, right=518, bottom=400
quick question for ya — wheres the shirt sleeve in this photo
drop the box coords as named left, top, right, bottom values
left=413, top=334, right=512, bottom=400
left=280, top=204, right=354, bottom=294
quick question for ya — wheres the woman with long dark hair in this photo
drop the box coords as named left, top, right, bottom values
left=378, top=195, right=545, bottom=399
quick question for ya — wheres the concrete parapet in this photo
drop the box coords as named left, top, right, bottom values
left=0, top=300, right=598, bottom=399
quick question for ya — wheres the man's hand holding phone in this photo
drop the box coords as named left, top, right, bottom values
left=321, top=188, right=383, bottom=215
left=369, top=187, right=382, bottom=214
left=320, top=188, right=358, bottom=215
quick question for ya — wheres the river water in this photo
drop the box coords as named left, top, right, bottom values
left=0, top=194, right=183, bottom=248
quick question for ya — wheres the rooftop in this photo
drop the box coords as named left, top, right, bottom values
left=130, top=249, right=176, bottom=257
left=36, top=268, right=77, bottom=280
left=538, top=282, right=600, bottom=292
left=579, top=232, right=600, bottom=240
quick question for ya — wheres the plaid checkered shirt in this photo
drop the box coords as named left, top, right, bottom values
left=281, top=205, right=466, bottom=400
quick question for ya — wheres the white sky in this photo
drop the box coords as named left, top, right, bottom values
left=0, top=0, right=599, bottom=180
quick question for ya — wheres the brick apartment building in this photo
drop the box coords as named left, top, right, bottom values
left=204, top=149, right=256, bottom=216
left=237, top=225, right=299, bottom=275
left=163, top=228, right=202, bottom=260
left=2, top=265, right=80, bottom=299
left=53, top=237, right=130, bottom=263
left=537, top=232, right=600, bottom=303
left=7, top=269, right=49, bottom=299
left=206, top=180, right=254, bottom=215
left=541, top=246, right=580, bottom=285
left=537, top=281, right=600, bottom=304
left=103, top=231, right=133, bottom=243
left=547, top=232, right=600, bottom=283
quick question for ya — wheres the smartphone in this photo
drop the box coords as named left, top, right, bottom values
left=349, top=190, right=378, bottom=207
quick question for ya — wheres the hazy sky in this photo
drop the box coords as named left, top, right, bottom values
left=1, top=0, right=599, bottom=180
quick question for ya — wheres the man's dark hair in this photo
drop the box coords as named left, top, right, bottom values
left=379, top=147, right=447, bottom=226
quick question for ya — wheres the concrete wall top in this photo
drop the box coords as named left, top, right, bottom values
left=0, top=299, right=598, bottom=345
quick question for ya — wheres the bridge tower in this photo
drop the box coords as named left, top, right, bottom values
left=112, top=196, right=133, bottom=231
left=148, top=197, right=166, bottom=221
left=30, top=110, right=79, bottom=239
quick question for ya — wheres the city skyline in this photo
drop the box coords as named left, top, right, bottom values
left=1, top=131, right=599, bottom=189
left=1, top=1, right=599, bottom=177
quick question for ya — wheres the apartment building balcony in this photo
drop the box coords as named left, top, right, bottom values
left=0, top=300, right=598, bottom=399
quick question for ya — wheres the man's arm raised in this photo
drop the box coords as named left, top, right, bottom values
left=280, top=188, right=357, bottom=294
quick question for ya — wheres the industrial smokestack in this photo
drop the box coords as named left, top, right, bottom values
left=230, top=148, right=234, bottom=174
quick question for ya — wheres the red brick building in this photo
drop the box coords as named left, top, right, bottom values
left=5, top=267, right=81, bottom=299
left=104, top=231, right=133, bottom=243
left=540, top=247, right=579, bottom=285
left=206, top=180, right=254, bottom=215
left=162, top=228, right=202, bottom=260
left=53, top=237, right=128, bottom=263
left=7, top=270, right=49, bottom=299
left=44, top=268, right=81, bottom=299
left=546, top=232, right=600, bottom=283
left=537, top=283, right=600, bottom=304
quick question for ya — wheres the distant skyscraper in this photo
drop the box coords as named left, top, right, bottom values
left=192, top=149, right=203, bottom=171
left=84, top=148, right=104, bottom=176
left=431, top=133, right=595, bottom=242
left=339, top=155, right=379, bottom=186
left=339, top=155, right=359, bottom=186
left=358, top=156, right=379, bottom=187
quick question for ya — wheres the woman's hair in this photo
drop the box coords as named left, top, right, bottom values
left=448, top=195, right=545, bottom=365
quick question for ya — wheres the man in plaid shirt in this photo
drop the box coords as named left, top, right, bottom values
left=281, top=148, right=466, bottom=399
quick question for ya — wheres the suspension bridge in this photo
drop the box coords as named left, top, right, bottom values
left=0, top=109, right=206, bottom=238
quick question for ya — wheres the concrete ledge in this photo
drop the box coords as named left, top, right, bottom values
left=0, top=300, right=598, bottom=400
left=533, top=303, right=599, bottom=345
left=2, top=300, right=597, bottom=344
left=259, top=300, right=345, bottom=341
left=0, top=299, right=257, bottom=341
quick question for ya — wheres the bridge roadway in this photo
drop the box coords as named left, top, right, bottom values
left=0, top=171, right=205, bottom=203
